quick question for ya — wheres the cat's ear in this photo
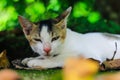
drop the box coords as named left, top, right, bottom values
left=53, top=7, right=72, bottom=29
left=54, top=6, right=72, bottom=24
left=18, top=16, right=33, bottom=35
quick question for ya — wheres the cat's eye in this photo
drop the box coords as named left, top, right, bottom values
left=34, top=38, right=42, bottom=42
left=51, top=36, right=60, bottom=42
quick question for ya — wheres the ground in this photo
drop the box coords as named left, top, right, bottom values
left=16, top=69, right=120, bottom=80
left=17, top=69, right=62, bottom=80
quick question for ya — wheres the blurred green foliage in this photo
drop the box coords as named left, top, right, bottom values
left=0, top=0, right=120, bottom=33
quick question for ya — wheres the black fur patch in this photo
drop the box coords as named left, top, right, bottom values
left=37, top=19, right=53, bottom=33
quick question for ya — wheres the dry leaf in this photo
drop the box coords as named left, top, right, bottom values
left=12, top=59, right=43, bottom=70
left=0, top=50, right=10, bottom=68
left=63, top=57, right=99, bottom=80
left=100, top=59, right=120, bottom=71
left=0, top=69, right=21, bottom=80
left=96, top=72, right=120, bottom=80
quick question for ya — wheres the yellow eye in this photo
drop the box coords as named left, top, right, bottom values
left=51, top=36, right=60, bottom=42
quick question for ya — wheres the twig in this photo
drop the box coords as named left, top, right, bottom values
left=111, top=42, right=117, bottom=60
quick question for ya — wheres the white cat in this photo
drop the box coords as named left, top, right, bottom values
left=18, top=7, right=120, bottom=68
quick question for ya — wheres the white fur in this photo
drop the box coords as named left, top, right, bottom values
left=40, top=26, right=51, bottom=42
left=62, top=29, right=120, bottom=62
left=22, top=28, right=120, bottom=68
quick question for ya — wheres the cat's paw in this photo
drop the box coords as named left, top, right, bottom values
left=21, top=58, right=33, bottom=66
left=27, top=59, right=59, bottom=69
left=27, top=59, right=63, bottom=69
left=27, top=59, right=45, bottom=69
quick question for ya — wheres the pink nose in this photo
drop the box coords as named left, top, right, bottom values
left=43, top=47, right=51, bottom=54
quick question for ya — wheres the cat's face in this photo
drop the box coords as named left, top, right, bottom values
left=18, top=7, right=72, bottom=57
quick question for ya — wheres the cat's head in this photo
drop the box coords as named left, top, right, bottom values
left=18, top=7, right=72, bottom=57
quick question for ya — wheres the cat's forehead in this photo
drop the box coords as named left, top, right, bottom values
left=35, top=19, right=60, bottom=36
left=32, top=19, right=63, bottom=38
left=37, top=19, right=54, bottom=33
left=34, top=19, right=54, bottom=40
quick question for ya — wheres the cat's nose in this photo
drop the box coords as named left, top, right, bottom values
left=43, top=47, right=51, bottom=54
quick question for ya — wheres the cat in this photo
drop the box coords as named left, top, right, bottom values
left=18, top=7, right=120, bottom=68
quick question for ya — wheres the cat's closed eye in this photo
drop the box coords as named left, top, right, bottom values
left=34, top=38, right=42, bottom=42
left=51, top=36, right=60, bottom=42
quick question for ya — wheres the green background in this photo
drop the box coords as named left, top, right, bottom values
left=0, top=0, right=120, bottom=33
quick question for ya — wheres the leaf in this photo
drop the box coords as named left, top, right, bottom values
left=63, top=57, right=99, bottom=80
left=0, top=69, right=21, bottom=80
left=100, top=59, right=120, bottom=71
left=96, top=72, right=120, bottom=80
left=0, top=50, right=10, bottom=68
